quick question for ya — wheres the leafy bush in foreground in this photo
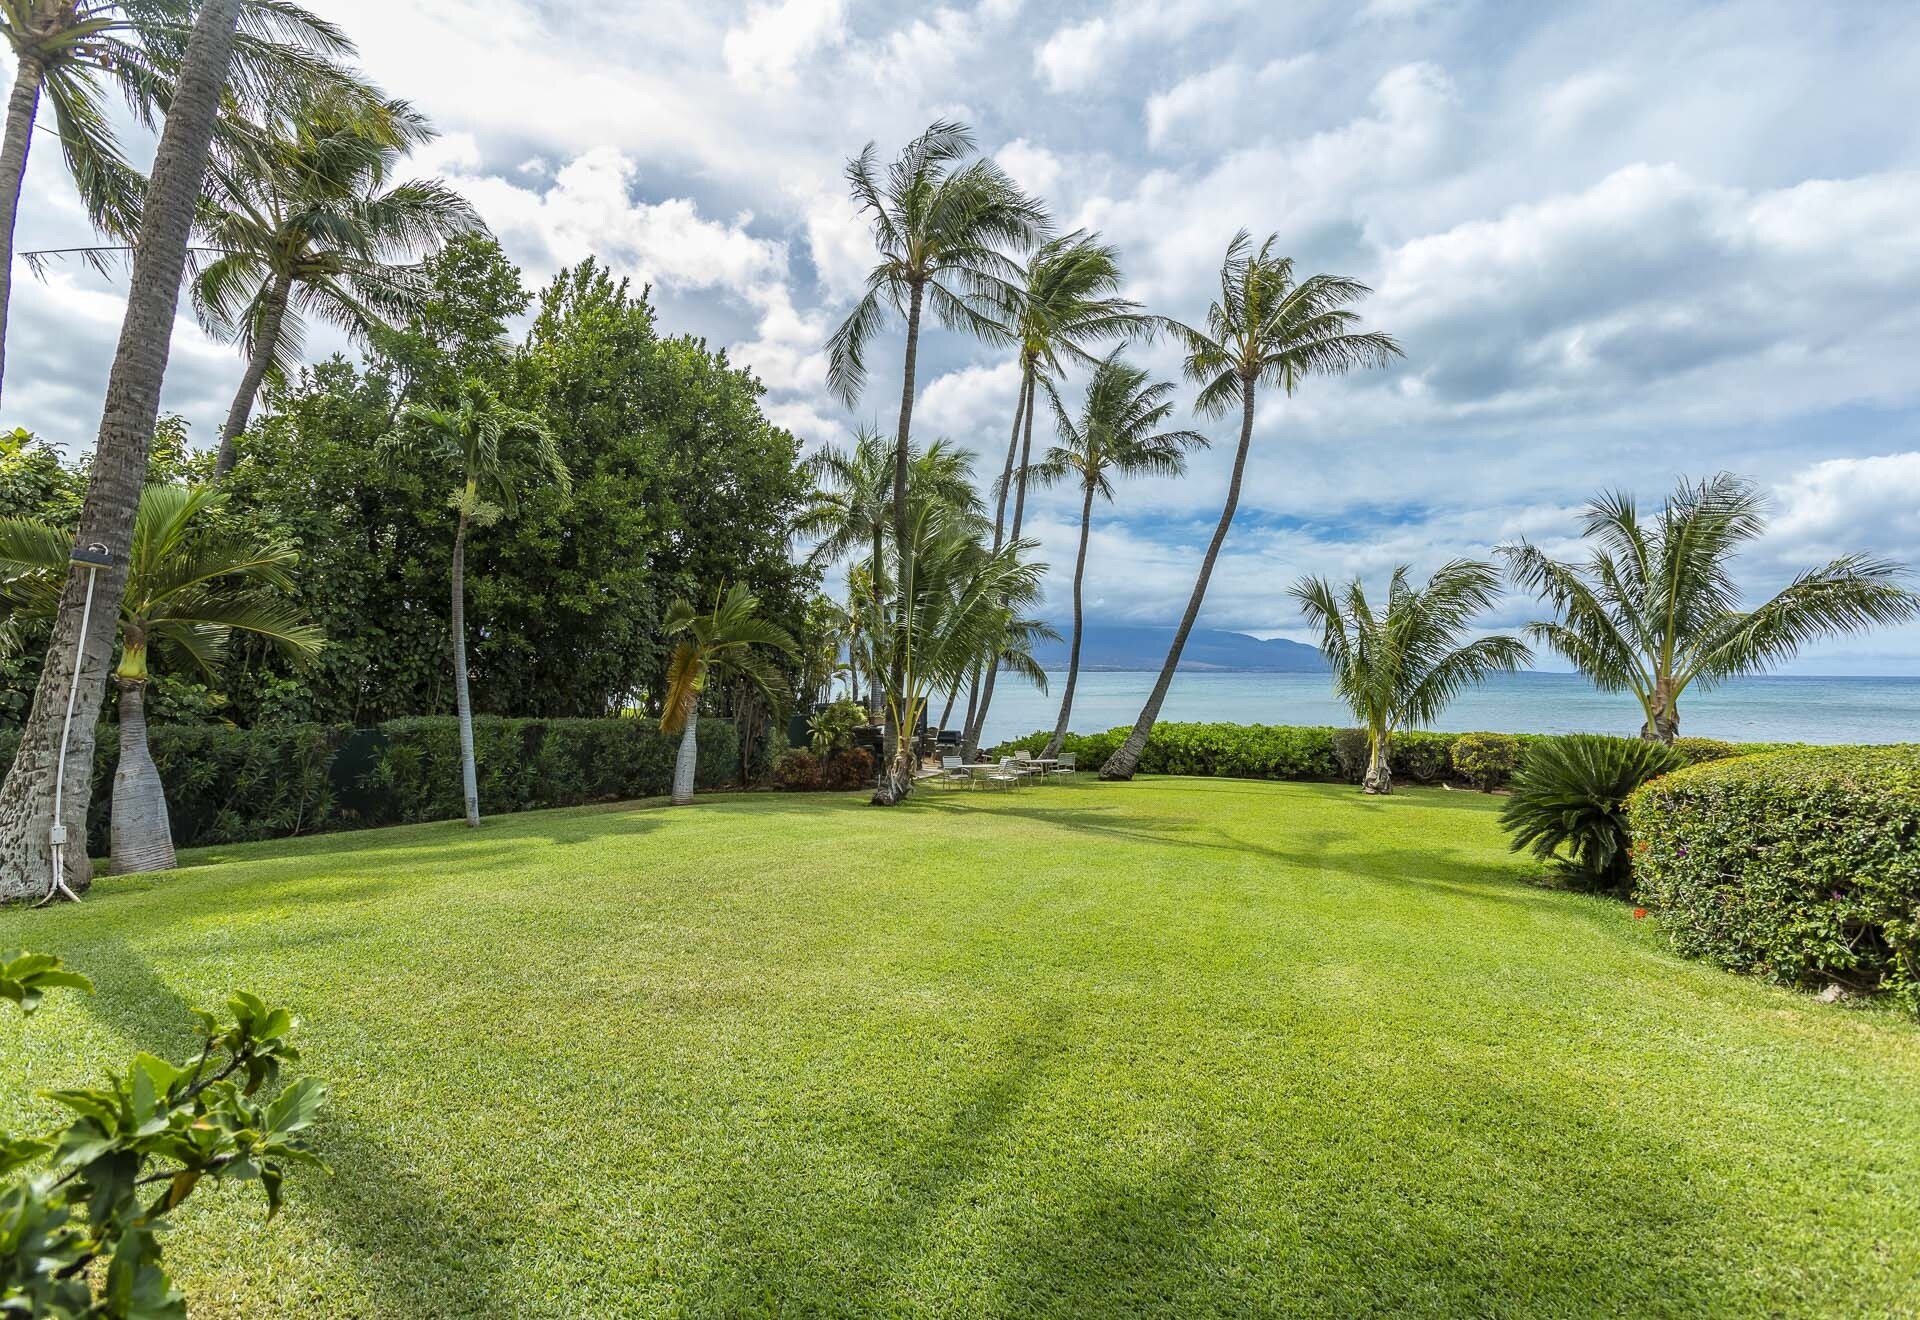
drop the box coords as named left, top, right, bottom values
left=1670, top=736, right=1741, bottom=766
left=1, top=951, right=325, bottom=1317
left=1628, top=746, right=1920, bottom=1014
left=1501, top=735, right=1683, bottom=892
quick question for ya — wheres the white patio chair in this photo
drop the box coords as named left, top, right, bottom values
left=1050, top=751, right=1077, bottom=778
left=984, top=757, right=1022, bottom=791
left=937, top=754, right=969, bottom=788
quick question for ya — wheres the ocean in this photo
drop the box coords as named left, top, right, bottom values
left=970, top=670, right=1920, bottom=747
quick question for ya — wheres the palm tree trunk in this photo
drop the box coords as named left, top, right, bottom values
left=867, top=526, right=884, bottom=722
left=961, top=371, right=1032, bottom=761
left=450, top=512, right=480, bottom=827
left=969, top=369, right=1042, bottom=756
left=874, top=279, right=925, bottom=807
left=672, top=712, right=698, bottom=805
left=936, top=683, right=959, bottom=738
left=0, top=55, right=44, bottom=410
left=1641, top=675, right=1680, bottom=743
left=1044, top=482, right=1097, bottom=759
left=1363, top=730, right=1393, bottom=795
left=213, top=270, right=293, bottom=478
left=110, top=678, right=176, bottom=873
left=1102, top=383, right=1258, bottom=781
left=0, top=0, right=244, bottom=901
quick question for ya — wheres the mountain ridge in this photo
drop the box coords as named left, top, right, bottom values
left=1029, top=623, right=1327, bottom=672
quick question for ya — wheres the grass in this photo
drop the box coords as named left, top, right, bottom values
left=2, top=777, right=1918, bottom=1318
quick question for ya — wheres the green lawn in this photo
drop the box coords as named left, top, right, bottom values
left=3, top=779, right=1918, bottom=1317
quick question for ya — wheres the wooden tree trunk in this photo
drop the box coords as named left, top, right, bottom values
left=213, top=271, right=293, bottom=478
left=1102, top=384, right=1258, bottom=781
left=0, top=55, right=44, bottom=410
left=873, top=281, right=925, bottom=807
left=1641, top=676, right=1680, bottom=743
left=0, top=0, right=244, bottom=901
left=1044, top=482, right=1097, bottom=759
left=967, top=362, right=1038, bottom=760
left=110, top=678, right=176, bottom=873
left=672, top=714, right=698, bottom=805
left=1363, top=731, right=1393, bottom=795
left=450, top=513, right=481, bottom=827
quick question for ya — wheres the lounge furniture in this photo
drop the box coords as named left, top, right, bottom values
left=1050, top=752, right=1077, bottom=778
left=982, top=757, right=1023, bottom=791
left=936, top=755, right=970, bottom=788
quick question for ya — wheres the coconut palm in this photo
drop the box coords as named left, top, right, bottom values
left=0, top=0, right=247, bottom=901
left=195, top=90, right=480, bottom=476
left=0, top=483, right=320, bottom=872
left=965, top=230, right=1148, bottom=758
left=660, top=583, right=796, bottom=806
left=1500, top=474, right=1920, bottom=743
left=0, top=0, right=354, bottom=406
left=1024, top=354, right=1206, bottom=758
left=383, top=378, right=568, bottom=828
left=1101, top=231, right=1402, bottom=781
left=1291, top=560, right=1529, bottom=794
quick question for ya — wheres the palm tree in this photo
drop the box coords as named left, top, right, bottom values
left=1100, top=231, right=1402, bottom=780
left=196, top=90, right=480, bottom=477
left=0, top=483, right=320, bottom=871
left=660, top=583, right=796, bottom=806
left=0, top=0, right=353, bottom=407
left=965, top=230, right=1147, bottom=758
left=1291, top=560, right=1530, bottom=794
left=384, top=378, right=568, bottom=828
left=0, top=0, right=246, bottom=902
left=826, top=120, right=1046, bottom=767
left=1025, top=353, right=1206, bottom=758
left=1500, top=473, right=1920, bottom=743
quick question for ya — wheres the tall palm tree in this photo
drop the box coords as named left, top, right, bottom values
left=1291, top=560, right=1529, bottom=794
left=196, top=89, right=480, bottom=476
left=1500, top=473, right=1920, bottom=742
left=826, top=120, right=1046, bottom=767
left=965, top=230, right=1147, bottom=758
left=0, top=0, right=246, bottom=902
left=0, top=0, right=353, bottom=406
left=1025, top=354, right=1206, bottom=758
left=384, top=378, right=569, bottom=828
left=1101, top=231, right=1402, bottom=780
left=660, top=583, right=796, bottom=806
left=0, top=483, right=320, bottom=871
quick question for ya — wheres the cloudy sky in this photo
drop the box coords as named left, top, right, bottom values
left=8, top=0, right=1920, bottom=670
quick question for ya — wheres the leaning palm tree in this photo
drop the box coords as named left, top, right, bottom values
left=1500, top=473, right=1920, bottom=743
left=1291, top=560, right=1530, bottom=794
left=0, top=483, right=320, bottom=871
left=0, top=0, right=247, bottom=901
left=1101, top=231, right=1402, bottom=780
left=0, top=0, right=354, bottom=406
left=383, top=378, right=569, bottom=828
left=195, top=90, right=480, bottom=476
left=1025, top=354, right=1206, bottom=758
left=660, top=583, right=796, bottom=806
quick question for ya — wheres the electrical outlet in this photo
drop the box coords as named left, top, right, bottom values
left=48, top=824, right=67, bottom=845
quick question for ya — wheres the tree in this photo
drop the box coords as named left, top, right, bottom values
left=0, top=0, right=353, bottom=406
left=965, top=229, right=1146, bottom=758
left=195, top=89, right=480, bottom=476
left=1291, top=560, right=1529, bottom=794
left=1101, top=231, right=1401, bottom=780
left=383, top=378, right=568, bottom=828
left=1024, top=353, right=1205, bottom=758
left=0, top=483, right=320, bottom=871
left=826, top=120, right=1045, bottom=787
left=0, top=0, right=247, bottom=903
left=660, top=583, right=795, bottom=806
left=1500, top=473, right=1920, bottom=742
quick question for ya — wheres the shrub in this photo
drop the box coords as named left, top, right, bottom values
left=1627, top=746, right=1920, bottom=1014
left=1501, top=734, right=1684, bottom=892
left=824, top=746, right=875, bottom=790
left=1670, top=736, right=1740, bottom=766
left=807, top=698, right=863, bottom=755
left=1452, top=732, right=1523, bottom=791
left=1391, top=731, right=1454, bottom=785
left=773, top=749, right=824, bottom=790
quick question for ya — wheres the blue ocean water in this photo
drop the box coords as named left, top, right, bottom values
left=973, top=670, right=1920, bottom=747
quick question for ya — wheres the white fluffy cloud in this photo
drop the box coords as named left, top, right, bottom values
left=723, top=0, right=848, bottom=88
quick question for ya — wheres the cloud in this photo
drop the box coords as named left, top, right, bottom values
left=1144, top=56, right=1314, bottom=150
left=1035, top=0, right=1242, bottom=93
left=723, top=0, right=847, bottom=88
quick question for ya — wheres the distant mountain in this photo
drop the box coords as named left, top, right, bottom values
left=1029, top=623, right=1327, bottom=672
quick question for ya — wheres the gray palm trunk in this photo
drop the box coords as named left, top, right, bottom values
left=0, top=54, right=43, bottom=408
left=1641, top=677, right=1680, bottom=743
left=1363, top=732, right=1393, bottom=795
left=1043, top=481, right=1097, bottom=759
left=450, top=512, right=480, bottom=827
left=874, top=280, right=925, bottom=806
left=966, top=363, right=1038, bottom=759
left=961, top=367, right=1032, bottom=760
left=213, top=271, right=294, bottom=478
left=0, top=0, right=244, bottom=902
left=1103, top=386, right=1258, bottom=781
left=111, top=678, right=176, bottom=873
left=671, top=713, right=698, bottom=805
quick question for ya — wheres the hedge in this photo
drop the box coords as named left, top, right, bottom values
left=1627, top=745, right=1920, bottom=1015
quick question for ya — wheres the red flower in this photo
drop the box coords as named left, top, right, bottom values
left=1633, top=908, right=1648, bottom=920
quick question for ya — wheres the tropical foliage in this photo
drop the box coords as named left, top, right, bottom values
left=1500, top=733, right=1684, bottom=891
left=660, top=583, right=795, bottom=806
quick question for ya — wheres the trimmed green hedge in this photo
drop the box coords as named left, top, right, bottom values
left=1627, top=745, right=1920, bottom=1015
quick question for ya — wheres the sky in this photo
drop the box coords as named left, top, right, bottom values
left=7, top=0, right=1920, bottom=672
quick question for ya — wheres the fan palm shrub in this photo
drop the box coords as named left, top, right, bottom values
left=1501, top=474, right=1919, bottom=742
left=1291, top=560, right=1528, bottom=794
left=1102, top=231, right=1401, bottom=780
left=661, top=583, right=796, bottom=806
left=1501, top=734, right=1684, bottom=892
left=0, top=484, right=321, bottom=872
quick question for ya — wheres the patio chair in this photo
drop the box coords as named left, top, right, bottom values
left=936, top=754, right=970, bottom=788
left=1050, top=752, right=1077, bottom=778
left=1012, top=749, right=1045, bottom=778
left=983, top=757, right=1022, bottom=791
